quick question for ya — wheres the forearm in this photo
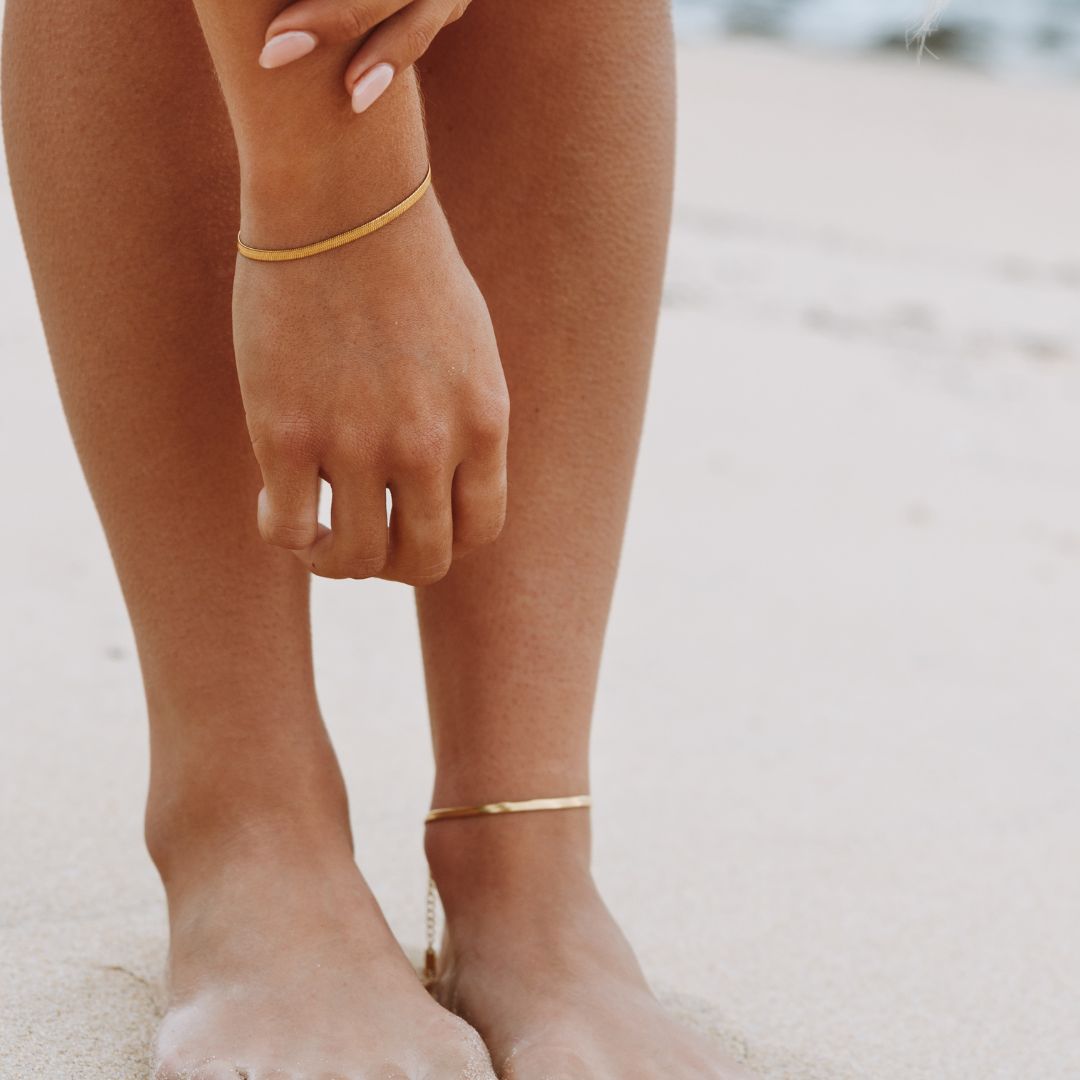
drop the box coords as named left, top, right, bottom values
left=190, top=0, right=428, bottom=246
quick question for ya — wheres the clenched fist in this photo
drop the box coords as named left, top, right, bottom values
left=235, top=181, right=509, bottom=585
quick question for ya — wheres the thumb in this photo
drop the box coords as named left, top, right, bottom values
left=343, top=0, right=448, bottom=110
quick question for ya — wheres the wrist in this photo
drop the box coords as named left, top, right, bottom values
left=235, top=65, right=428, bottom=249
left=239, top=147, right=431, bottom=250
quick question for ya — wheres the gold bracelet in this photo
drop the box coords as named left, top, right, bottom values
left=236, top=165, right=432, bottom=263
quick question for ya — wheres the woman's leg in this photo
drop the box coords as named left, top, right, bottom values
left=417, top=5, right=747, bottom=1078
left=2, top=2, right=491, bottom=1077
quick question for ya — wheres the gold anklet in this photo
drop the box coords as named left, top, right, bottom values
left=425, top=794, right=592, bottom=824
left=421, top=794, right=592, bottom=986
left=236, top=165, right=432, bottom=262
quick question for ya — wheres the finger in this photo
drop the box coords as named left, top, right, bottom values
left=382, top=475, right=454, bottom=586
left=344, top=0, right=456, bottom=109
left=259, top=0, right=400, bottom=68
left=450, top=454, right=507, bottom=558
left=299, top=480, right=388, bottom=579
left=255, top=465, right=320, bottom=551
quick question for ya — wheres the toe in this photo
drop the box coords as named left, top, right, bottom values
left=448, top=1051, right=497, bottom=1080
left=427, top=1014, right=497, bottom=1080
left=499, top=1045, right=592, bottom=1080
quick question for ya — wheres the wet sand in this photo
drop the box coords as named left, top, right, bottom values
left=2, top=40, right=1079, bottom=1079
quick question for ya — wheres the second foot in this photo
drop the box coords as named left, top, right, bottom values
left=152, top=823, right=496, bottom=1080
left=427, top=822, right=753, bottom=1080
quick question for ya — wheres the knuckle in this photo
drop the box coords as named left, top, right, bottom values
left=457, top=512, right=504, bottom=552
left=452, top=537, right=481, bottom=560
left=475, top=515, right=507, bottom=546
left=395, top=422, right=452, bottom=476
left=344, top=551, right=387, bottom=579
left=337, top=2, right=376, bottom=39
left=404, top=559, right=452, bottom=586
left=402, top=16, right=439, bottom=59
left=260, top=517, right=315, bottom=550
left=469, top=390, right=510, bottom=448
left=447, top=1, right=471, bottom=24
left=455, top=471, right=507, bottom=550
left=257, top=416, right=321, bottom=461
left=327, top=427, right=369, bottom=463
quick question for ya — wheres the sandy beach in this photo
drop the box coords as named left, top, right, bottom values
left=2, top=40, right=1079, bottom=1079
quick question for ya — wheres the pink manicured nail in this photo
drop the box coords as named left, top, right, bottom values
left=259, top=30, right=318, bottom=69
left=351, top=63, right=394, bottom=114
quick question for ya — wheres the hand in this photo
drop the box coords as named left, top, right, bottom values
left=234, top=187, right=509, bottom=584
left=257, top=0, right=470, bottom=113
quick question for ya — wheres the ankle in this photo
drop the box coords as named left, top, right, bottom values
left=145, top=735, right=352, bottom=891
left=425, top=804, right=595, bottom=926
left=149, top=793, right=351, bottom=880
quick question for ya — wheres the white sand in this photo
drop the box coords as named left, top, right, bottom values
left=2, top=40, right=1079, bottom=1080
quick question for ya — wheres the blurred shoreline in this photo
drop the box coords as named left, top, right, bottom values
left=674, top=0, right=1080, bottom=80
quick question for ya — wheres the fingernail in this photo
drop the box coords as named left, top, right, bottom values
left=351, top=63, right=394, bottom=114
left=259, top=30, right=318, bottom=69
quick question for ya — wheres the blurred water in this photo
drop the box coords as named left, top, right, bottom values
left=674, top=0, right=1080, bottom=77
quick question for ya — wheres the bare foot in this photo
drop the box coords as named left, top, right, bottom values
left=149, top=794, right=495, bottom=1080
left=426, top=810, right=752, bottom=1080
